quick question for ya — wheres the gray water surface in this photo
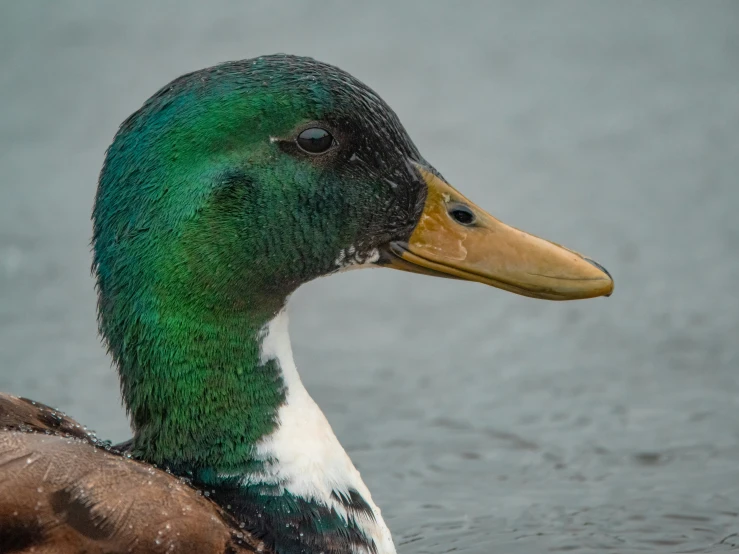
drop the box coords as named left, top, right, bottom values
left=1, top=2, right=738, bottom=552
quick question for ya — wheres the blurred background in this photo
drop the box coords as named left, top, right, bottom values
left=1, top=1, right=738, bottom=552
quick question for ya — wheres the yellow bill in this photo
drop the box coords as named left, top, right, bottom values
left=382, top=166, right=614, bottom=300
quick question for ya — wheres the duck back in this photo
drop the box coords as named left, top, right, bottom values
left=0, top=393, right=263, bottom=554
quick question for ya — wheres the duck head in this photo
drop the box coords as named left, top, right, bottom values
left=95, top=55, right=612, bottom=324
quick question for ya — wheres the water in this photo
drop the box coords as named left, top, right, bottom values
left=1, top=2, right=738, bottom=552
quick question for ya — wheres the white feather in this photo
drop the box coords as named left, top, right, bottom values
left=255, top=310, right=396, bottom=554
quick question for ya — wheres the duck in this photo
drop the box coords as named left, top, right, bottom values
left=0, top=54, right=613, bottom=554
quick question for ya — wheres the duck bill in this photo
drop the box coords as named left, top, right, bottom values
left=381, top=167, right=614, bottom=300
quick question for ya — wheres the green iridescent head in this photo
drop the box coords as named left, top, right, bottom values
left=94, top=52, right=613, bottom=340
left=94, top=55, right=431, bottom=322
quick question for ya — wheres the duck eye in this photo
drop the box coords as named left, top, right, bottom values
left=296, top=127, right=334, bottom=154
left=449, top=204, right=476, bottom=226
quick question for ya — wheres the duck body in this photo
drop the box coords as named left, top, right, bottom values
left=0, top=55, right=613, bottom=553
left=0, top=394, right=255, bottom=554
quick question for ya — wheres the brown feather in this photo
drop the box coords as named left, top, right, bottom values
left=0, top=393, right=266, bottom=554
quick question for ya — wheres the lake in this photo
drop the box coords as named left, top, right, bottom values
left=1, top=2, right=738, bottom=552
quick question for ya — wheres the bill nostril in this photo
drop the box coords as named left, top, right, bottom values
left=448, top=203, right=476, bottom=226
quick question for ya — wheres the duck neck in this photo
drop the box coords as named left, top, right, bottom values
left=121, top=304, right=395, bottom=554
left=123, top=298, right=281, bottom=472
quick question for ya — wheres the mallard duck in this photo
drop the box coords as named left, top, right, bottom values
left=0, top=54, right=613, bottom=554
